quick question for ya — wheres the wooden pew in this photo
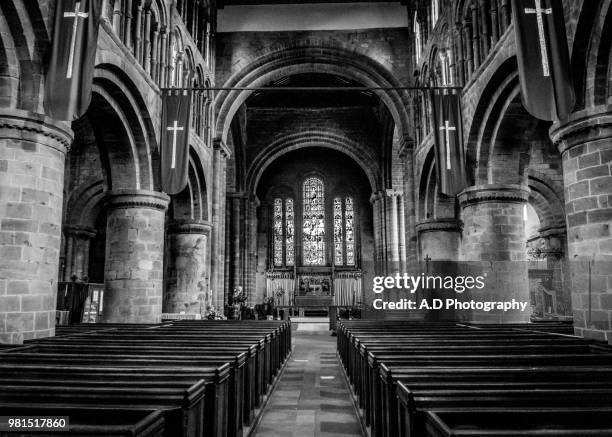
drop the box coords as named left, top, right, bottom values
left=422, top=408, right=612, bottom=437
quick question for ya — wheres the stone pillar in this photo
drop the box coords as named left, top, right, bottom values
left=551, top=112, right=612, bottom=341
left=164, top=221, right=211, bottom=315
left=101, top=189, right=169, bottom=323
left=399, top=140, right=419, bottom=270
left=459, top=184, right=531, bottom=323
left=210, top=139, right=229, bottom=310
left=527, top=227, right=570, bottom=318
left=370, top=191, right=386, bottom=275
left=416, top=218, right=462, bottom=260
left=63, top=225, right=97, bottom=281
left=0, top=110, right=73, bottom=343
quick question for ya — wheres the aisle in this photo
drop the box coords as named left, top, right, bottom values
left=253, top=330, right=364, bottom=437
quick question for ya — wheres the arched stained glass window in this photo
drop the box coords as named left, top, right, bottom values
left=333, top=196, right=356, bottom=266
left=334, top=198, right=343, bottom=265
left=285, top=199, right=294, bottom=266
left=303, top=177, right=325, bottom=265
left=273, top=198, right=283, bottom=267
left=414, top=12, right=422, bottom=63
left=345, top=197, right=355, bottom=265
left=272, top=197, right=294, bottom=267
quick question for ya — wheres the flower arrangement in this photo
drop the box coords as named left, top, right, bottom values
left=232, top=286, right=248, bottom=306
left=205, top=305, right=226, bottom=320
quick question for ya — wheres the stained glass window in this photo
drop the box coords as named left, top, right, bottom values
left=345, top=197, right=355, bottom=265
left=303, top=177, right=325, bottom=265
left=273, top=198, right=283, bottom=266
left=285, top=199, right=294, bottom=266
left=334, top=198, right=343, bottom=265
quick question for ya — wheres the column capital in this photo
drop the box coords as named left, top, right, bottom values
left=385, top=189, right=404, bottom=198
left=167, top=219, right=212, bottom=235
left=0, top=109, right=73, bottom=153
left=416, top=218, right=463, bottom=234
left=63, top=224, right=97, bottom=239
left=213, top=137, right=231, bottom=159
left=103, top=189, right=170, bottom=211
left=550, top=109, right=612, bottom=155
left=458, top=184, right=530, bottom=206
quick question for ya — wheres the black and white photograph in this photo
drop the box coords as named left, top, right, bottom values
left=1, top=0, right=612, bottom=435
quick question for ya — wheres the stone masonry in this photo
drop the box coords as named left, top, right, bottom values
left=0, top=110, right=73, bottom=343
left=101, top=190, right=169, bottom=323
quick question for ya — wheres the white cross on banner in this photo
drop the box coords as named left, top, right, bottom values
left=43, top=0, right=102, bottom=121
left=161, top=91, right=192, bottom=194
left=439, top=120, right=456, bottom=170
left=167, top=120, right=184, bottom=169
left=64, top=2, right=89, bottom=79
left=524, top=0, right=552, bottom=77
left=431, top=90, right=467, bottom=196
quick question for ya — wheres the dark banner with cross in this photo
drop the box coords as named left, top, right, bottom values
left=161, top=89, right=192, bottom=195
left=512, top=0, right=575, bottom=121
left=431, top=90, right=467, bottom=196
left=44, top=0, right=102, bottom=121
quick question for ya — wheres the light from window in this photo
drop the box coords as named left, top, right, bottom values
left=303, top=177, right=325, bottom=265
left=414, top=12, right=422, bottom=63
left=432, top=0, right=440, bottom=25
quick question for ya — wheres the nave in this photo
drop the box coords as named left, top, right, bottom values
left=3, top=319, right=612, bottom=436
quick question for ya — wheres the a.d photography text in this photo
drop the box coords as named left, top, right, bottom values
left=372, top=297, right=530, bottom=312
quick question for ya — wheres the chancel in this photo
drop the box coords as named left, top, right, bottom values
left=1, top=0, right=612, bottom=435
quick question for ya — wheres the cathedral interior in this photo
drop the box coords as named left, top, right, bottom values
left=1, top=0, right=612, bottom=435
left=0, top=0, right=611, bottom=342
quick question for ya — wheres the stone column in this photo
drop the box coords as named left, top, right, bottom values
left=63, top=225, right=97, bottom=281
left=370, top=191, right=386, bottom=275
left=459, top=184, right=531, bottom=323
left=0, top=110, right=73, bottom=343
left=164, top=221, right=211, bottom=315
left=551, top=112, right=612, bottom=341
left=210, top=139, right=229, bottom=310
left=527, top=227, right=569, bottom=318
left=416, top=218, right=463, bottom=260
left=101, top=189, right=169, bottom=323
left=399, top=140, right=419, bottom=270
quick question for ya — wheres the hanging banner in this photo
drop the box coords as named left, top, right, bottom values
left=44, top=0, right=102, bottom=121
left=511, top=0, right=575, bottom=121
left=161, top=89, right=192, bottom=195
left=431, top=90, right=468, bottom=196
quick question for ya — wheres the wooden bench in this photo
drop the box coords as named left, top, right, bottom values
left=422, top=408, right=612, bottom=437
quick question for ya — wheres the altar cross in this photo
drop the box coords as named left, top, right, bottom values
left=64, top=2, right=89, bottom=79
left=524, top=0, right=552, bottom=77
left=167, top=120, right=184, bottom=169
left=439, top=120, right=456, bottom=170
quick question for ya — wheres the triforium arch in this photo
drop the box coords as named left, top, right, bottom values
left=213, top=44, right=413, bottom=148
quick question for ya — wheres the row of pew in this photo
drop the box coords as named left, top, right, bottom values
left=0, top=320, right=291, bottom=437
left=337, top=320, right=612, bottom=437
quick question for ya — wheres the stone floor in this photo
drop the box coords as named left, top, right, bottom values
left=253, top=330, right=364, bottom=437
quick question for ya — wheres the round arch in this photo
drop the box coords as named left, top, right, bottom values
left=247, top=130, right=381, bottom=196
left=214, top=45, right=413, bottom=147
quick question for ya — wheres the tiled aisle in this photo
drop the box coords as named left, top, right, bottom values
left=253, top=331, right=364, bottom=437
